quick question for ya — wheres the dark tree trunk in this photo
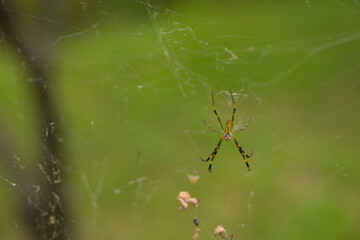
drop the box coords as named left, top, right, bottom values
left=0, top=1, right=72, bottom=239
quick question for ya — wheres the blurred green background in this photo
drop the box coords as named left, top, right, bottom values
left=1, top=0, right=360, bottom=239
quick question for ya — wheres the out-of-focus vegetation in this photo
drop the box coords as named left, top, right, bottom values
left=0, top=0, right=360, bottom=239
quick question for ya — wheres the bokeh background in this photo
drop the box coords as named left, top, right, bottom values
left=0, top=0, right=360, bottom=239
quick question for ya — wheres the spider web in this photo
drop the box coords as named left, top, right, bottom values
left=0, top=0, right=360, bottom=239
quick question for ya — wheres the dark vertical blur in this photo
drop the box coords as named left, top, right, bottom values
left=0, top=1, right=71, bottom=239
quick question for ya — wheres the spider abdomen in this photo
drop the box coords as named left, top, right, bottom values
left=224, top=133, right=233, bottom=141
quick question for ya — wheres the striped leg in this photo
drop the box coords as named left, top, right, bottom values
left=200, top=137, right=223, bottom=172
left=212, top=90, right=224, bottom=129
left=233, top=116, right=252, bottom=132
left=203, top=119, right=222, bottom=133
left=233, top=137, right=253, bottom=171
left=230, top=90, right=236, bottom=124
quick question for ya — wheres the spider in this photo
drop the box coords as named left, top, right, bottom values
left=200, top=90, right=253, bottom=172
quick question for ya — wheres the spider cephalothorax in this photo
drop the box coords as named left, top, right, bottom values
left=200, top=90, right=253, bottom=172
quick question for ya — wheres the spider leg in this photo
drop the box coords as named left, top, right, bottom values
left=200, top=137, right=223, bottom=172
left=203, top=119, right=223, bottom=133
left=233, top=137, right=253, bottom=171
left=230, top=90, right=236, bottom=124
left=212, top=90, right=224, bottom=129
left=233, top=116, right=252, bottom=133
